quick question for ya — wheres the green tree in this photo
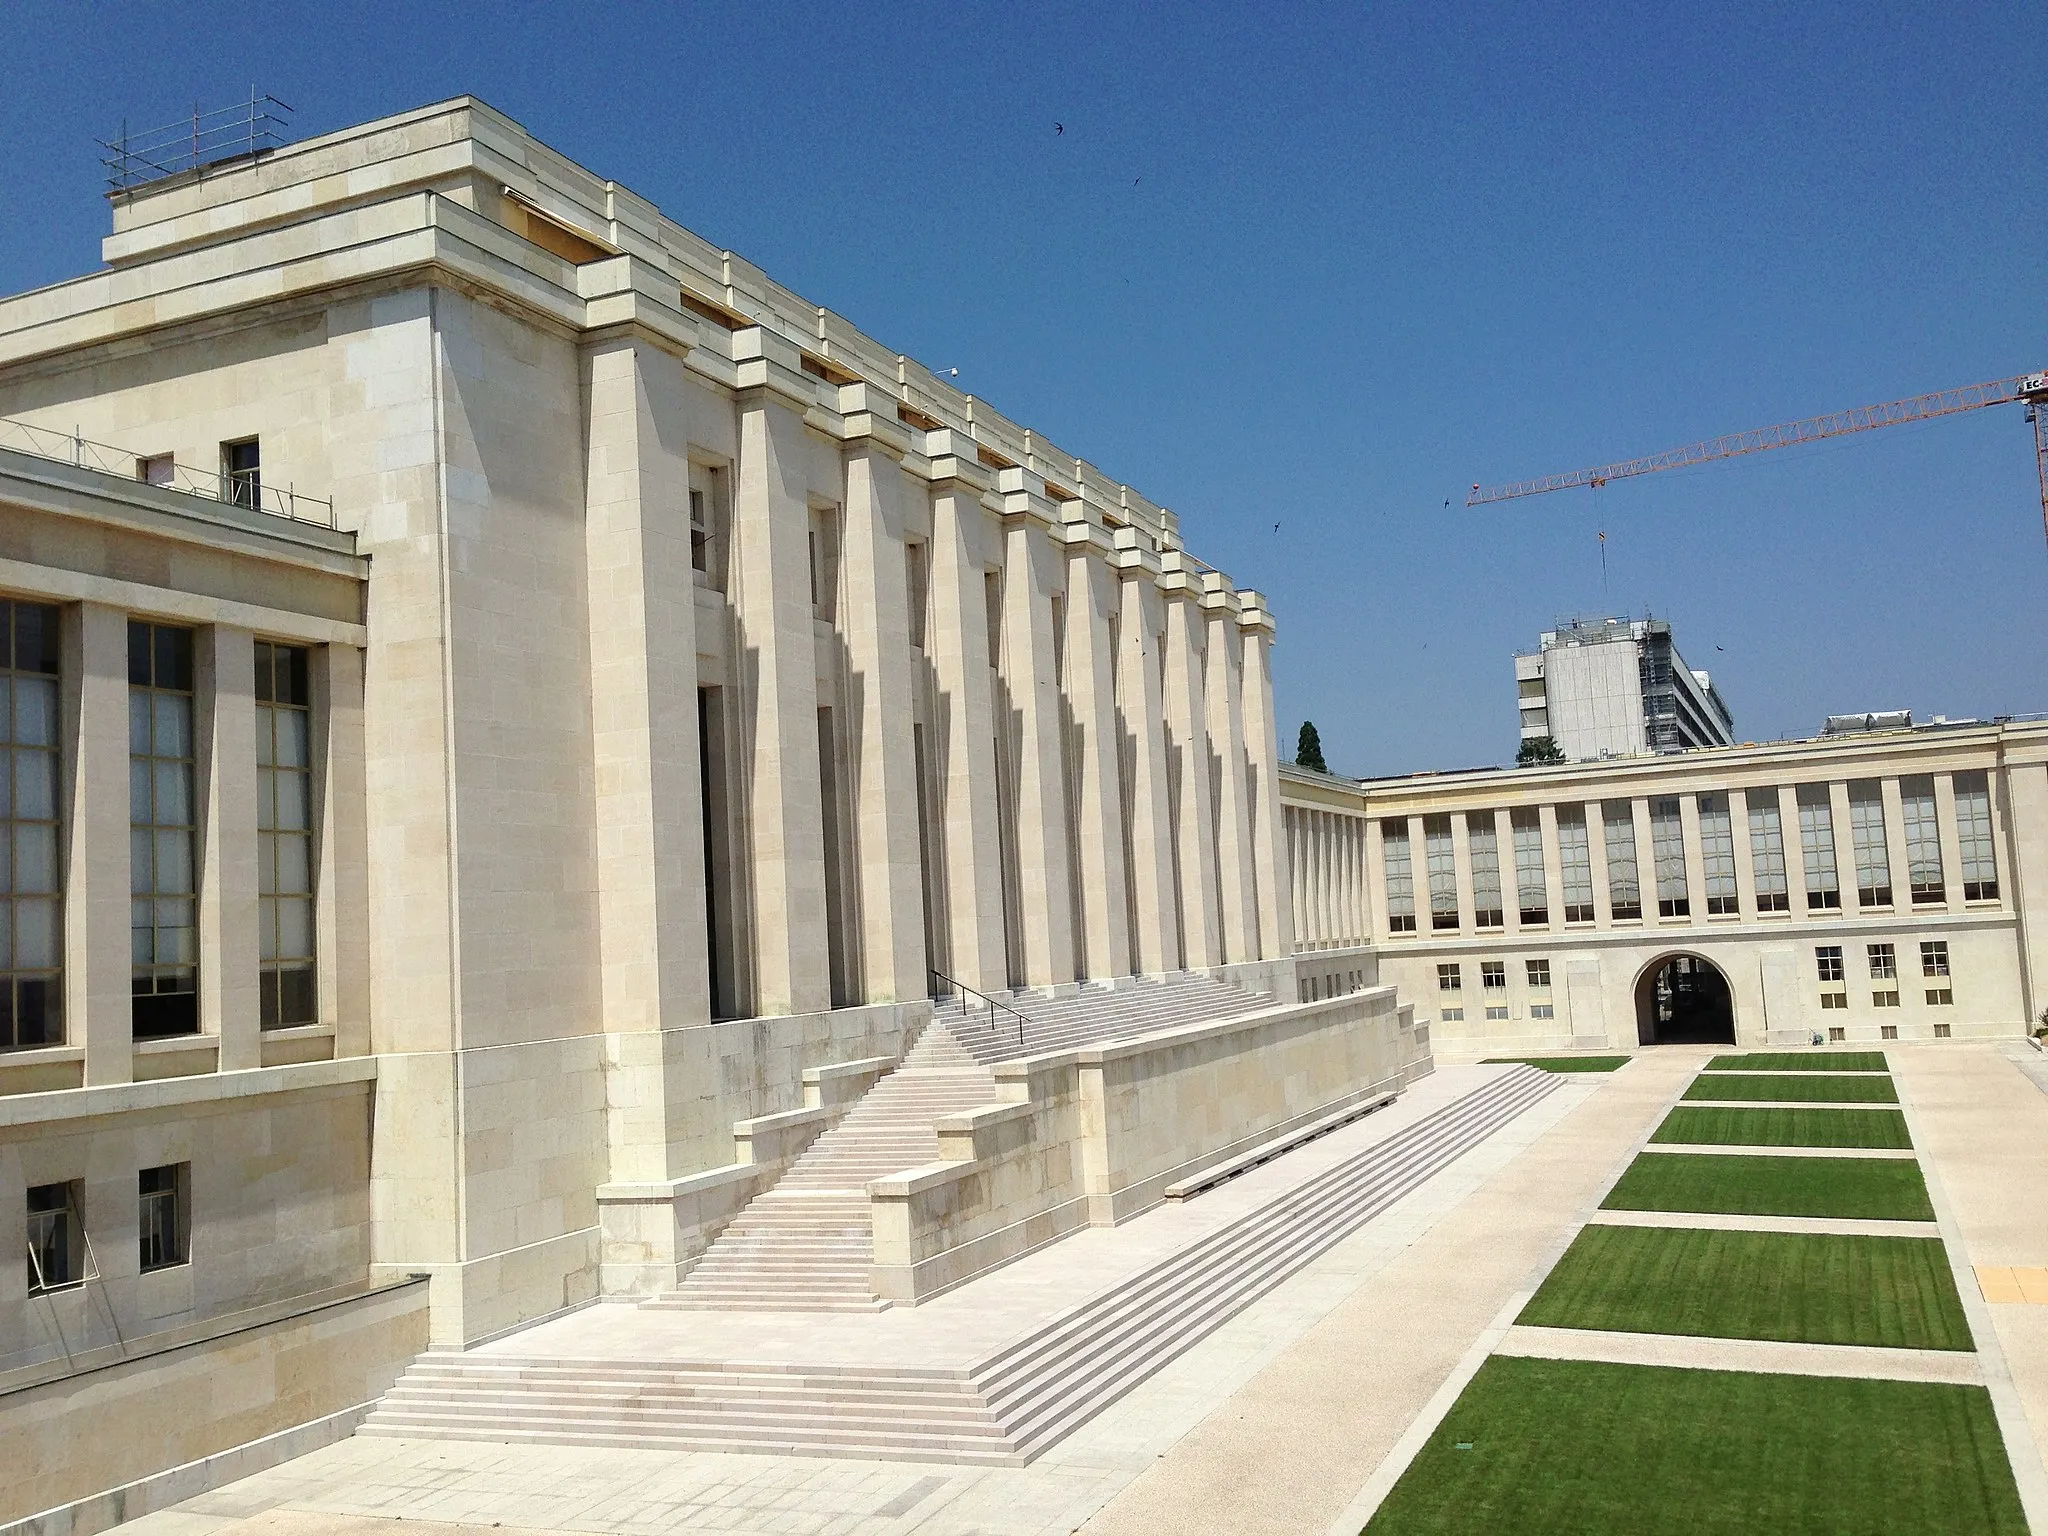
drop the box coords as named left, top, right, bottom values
left=1296, top=720, right=1328, bottom=773
left=1516, top=734, right=1567, bottom=767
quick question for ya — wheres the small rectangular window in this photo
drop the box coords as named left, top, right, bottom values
left=221, top=438, right=261, bottom=510
left=809, top=507, right=841, bottom=625
left=1437, top=964, right=1462, bottom=992
left=1484, top=1005, right=1509, bottom=1021
left=1440, top=1006, right=1464, bottom=1021
left=1531, top=1003, right=1555, bottom=1019
left=1928, top=991, right=1954, bottom=1009
left=1820, top=992, right=1849, bottom=1011
left=1868, top=943, right=1897, bottom=981
left=137, top=454, right=175, bottom=487
left=138, top=1164, right=188, bottom=1271
left=26, top=1181, right=78, bottom=1292
left=1920, top=940, right=1950, bottom=978
left=1828, top=1026, right=1847, bottom=1043
left=1880, top=1024, right=1898, bottom=1040
left=1815, top=945, right=1844, bottom=983
left=1934, top=1021, right=1952, bottom=1037
left=1526, top=958, right=1552, bottom=989
left=688, top=466, right=727, bottom=591
left=905, top=541, right=929, bottom=651
left=1873, top=990, right=1900, bottom=1008
left=1480, top=961, right=1507, bottom=990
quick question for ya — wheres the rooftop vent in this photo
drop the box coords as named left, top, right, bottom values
left=100, top=90, right=294, bottom=192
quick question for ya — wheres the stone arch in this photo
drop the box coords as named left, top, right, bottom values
left=1634, top=952, right=1736, bottom=1045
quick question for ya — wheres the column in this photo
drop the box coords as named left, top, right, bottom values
left=841, top=443, right=927, bottom=1000
left=1001, top=512, right=1076, bottom=985
left=734, top=388, right=829, bottom=1017
left=1450, top=812, right=1475, bottom=933
left=1630, top=798, right=1657, bottom=919
left=65, top=602, right=132, bottom=1086
left=314, top=643, right=371, bottom=1060
left=1162, top=573, right=1220, bottom=968
left=585, top=337, right=713, bottom=1182
left=1879, top=777, right=1913, bottom=909
left=199, top=624, right=261, bottom=1071
left=1538, top=804, right=1568, bottom=929
left=1677, top=793, right=1709, bottom=919
left=1118, top=568, right=1177, bottom=973
left=1203, top=587, right=1257, bottom=965
left=1366, top=818, right=1389, bottom=944
left=1588, top=798, right=1614, bottom=927
left=1242, top=612, right=1292, bottom=961
left=1732, top=787, right=1761, bottom=916
left=927, top=472, right=1008, bottom=993
left=1063, top=543, right=1132, bottom=979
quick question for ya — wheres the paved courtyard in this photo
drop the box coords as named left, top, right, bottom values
left=111, top=1042, right=2048, bottom=1536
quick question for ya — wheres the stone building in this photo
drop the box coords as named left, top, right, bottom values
left=1515, top=615, right=1735, bottom=760
left=1281, top=719, right=2048, bottom=1050
left=0, top=97, right=1332, bottom=1519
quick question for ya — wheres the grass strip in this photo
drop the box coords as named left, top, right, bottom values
left=1363, top=1356, right=2024, bottom=1535
left=1684, top=1072, right=1898, bottom=1104
left=1481, top=1055, right=1630, bottom=1073
left=1709, top=1050, right=1887, bottom=1073
left=1602, top=1152, right=1935, bottom=1221
left=1516, top=1224, right=1972, bottom=1349
left=1652, top=1105, right=1911, bottom=1148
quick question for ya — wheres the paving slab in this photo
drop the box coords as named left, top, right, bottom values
left=1641, top=1141, right=1918, bottom=1159
left=1586, top=1208, right=1941, bottom=1239
left=1494, top=1323, right=1987, bottom=1384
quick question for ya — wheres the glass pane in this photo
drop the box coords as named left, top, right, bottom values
left=153, top=830, right=192, bottom=896
left=153, top=694, right=191, bottom=759
left=130, top=690, right=152, bottom=754
left=156, top=896, right=193, bottom=931
left=153, top=761, right=192, bottom=827
left=0, top=749, right=10, bottom=820
left=0, top=905, right=10, bottom=968
left=14, top=677, right=54, bottom=747
left=274, top=772, right=308, bottom=832
left=14, top=824, right=54, bottom=894
left=278, top=711, right=308, bottom=770
left=277, top=896, right=312, bottom=960
left=130, top=826, right=154, bottom=891
left=258, top=832, right=277, bottom=896
left=259, top=899, right=278, bottom=962
left=15, top=899, right=54, bottom=968
left=0, top=678, right=10, bottom=744
left=168, top=923, right=196, bottom=965
left=255, top=706, right=275, bottom=767
left=129, top=757, right=150, bottom=822
left=0, top=829, right=11, bottom=892
left=276, top=831, right=310, bottom=895
left=257, top=768, right=275, bottom=831
left=132, top=919, right=152, bottom=966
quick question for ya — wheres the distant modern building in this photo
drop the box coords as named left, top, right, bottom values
left=1515, top=616, right=1734, bottom=760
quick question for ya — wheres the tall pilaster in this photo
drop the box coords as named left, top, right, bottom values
left=1203, top=577, right=1257, bottom=965
left=924, top=434, right=1008, bottom=994
left=66, top=602, right=131, bottom=1086
left=999, top=481, right=1077, bottom=986
left=1116, top=539, right=1178, bottom=973
left=840, top=425, right=928, bottom=1002
left=1240, top=597, right=1292, bottom=963
left=1061, top=533, right=1132, bottom=980
left=315, top=642, right=371, bottom=1060
left=733, top=344, right=829, bottom=1018
left=199, top=624, right=261, bottom=1071
left=583, top=335, right=712, bottom=1181
left=1161, top=557, right=1220, bottom=969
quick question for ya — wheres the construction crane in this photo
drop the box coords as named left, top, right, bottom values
left=1466, top=370, right=2048, bottom=549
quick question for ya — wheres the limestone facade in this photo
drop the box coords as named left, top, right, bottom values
left=1278, top=721, right=2048, bottom=1050
left=0, top=92, right=1296, bottom=1395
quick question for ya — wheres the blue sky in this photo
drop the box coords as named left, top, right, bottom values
left=3, top=2, right=2042, bottom=776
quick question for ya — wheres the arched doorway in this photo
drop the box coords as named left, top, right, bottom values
left=1635, top=954, right=1735, bottom=1045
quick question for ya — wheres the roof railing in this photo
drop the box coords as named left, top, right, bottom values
left=99, top=90, right=294, bottom=192
left=0, top=417, right=335, bottom=529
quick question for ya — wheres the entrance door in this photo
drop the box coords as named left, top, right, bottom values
left=1637, top=955, right=1735, bottom=1044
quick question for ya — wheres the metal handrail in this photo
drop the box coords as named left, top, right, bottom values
left=0, top=416, right=335, bottom=529
left=929, top=967, right=1029, bottom=1048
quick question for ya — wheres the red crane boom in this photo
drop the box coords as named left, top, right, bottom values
left=1466, top=370, right=2048, bottom=547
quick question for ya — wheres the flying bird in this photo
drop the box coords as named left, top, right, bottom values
left=1055, top=122, right=1064, bottom=135
left=1273, top=521, right=1281, bottom=532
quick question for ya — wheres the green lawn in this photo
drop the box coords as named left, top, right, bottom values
left=1603, top=1152, right=1936, bottom=1221
left=1481, top=1055, right=1631, bottom=1073
left=1363, top=1356, right=2024, bottom=1535
left=1684, top=1072, right=1898, bottom=1103
left=1708, top=1050, right=1888, bottom=1073
left=1652, top=1105, right=1912, bottom=1148
left=1516, top=1224, right=1972, bottom=1349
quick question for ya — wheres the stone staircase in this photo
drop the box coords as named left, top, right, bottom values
left=648, top=1023, right=997, bottom=1312
left=361, top=1065, right=1560, bottom=1461
left=940, top=972, right=1272, bottom=1065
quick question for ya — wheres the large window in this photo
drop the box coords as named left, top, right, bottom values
left=1511, top=808, right=1546, bottom=926
left=1381, top=821, right=1415, bottom=934
left=1797, top=785, right=1841, bottom=911
left=1557, top=808, right=1594, bottom=923
left=1955, top=771, right=1998, bottom=901
left=1467, top=813, right=1504, bottom=929
left=131, top=622, right=198, bottom=1038
left=1848, top=781, right=1892, bottom=908
left=1437, top=963, right=1462, bottom=992
left=1699, top=794, right=1737, bottom=916
left=1603, top=800, right=1642, bottom=920
left=257, top=643, right=316, bottom=1028
left=1424, top=815, right=1458, bottom=931
left=26, top=1182, right=78, bottom=1292
left=1747, top=791, right=1789, bottom=912
left=1900, top=776, right=1945, bottom=905
left=1650, top=797, right=1688, bottom=918
left=139, top=1164, right=189, bottom=1271
left=221, top=438, right=261, bottom=510
left=1, top=600, right=61, bottom=1051
left=1815, top=945, right=1844, bottom=982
